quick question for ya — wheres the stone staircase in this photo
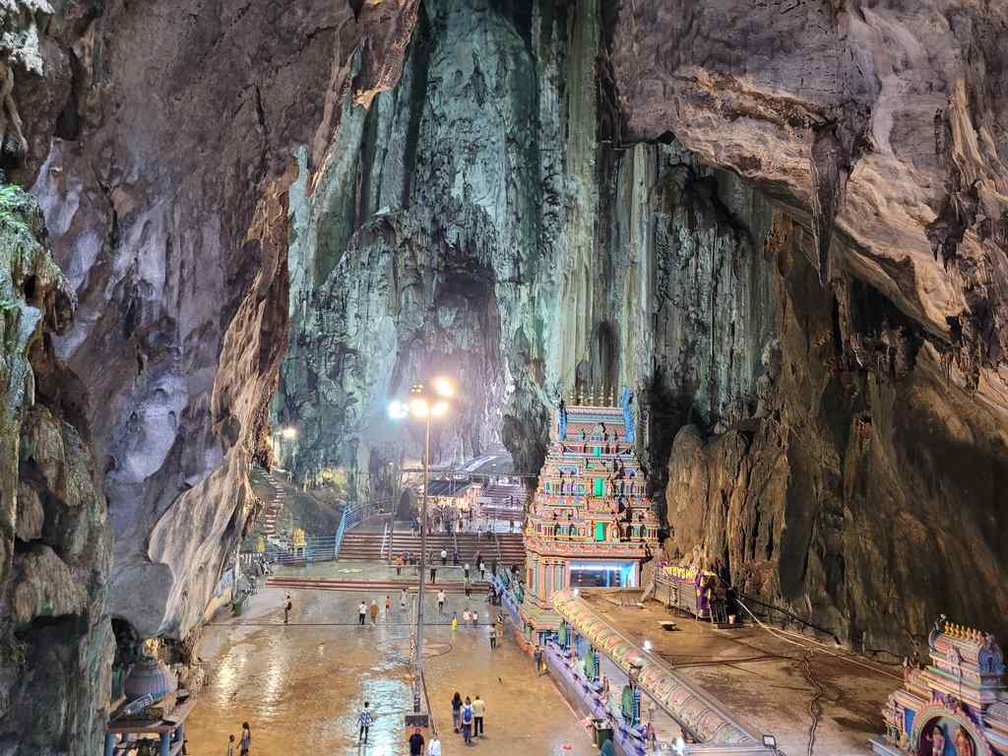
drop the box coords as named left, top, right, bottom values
left=339, top=527, right=527, bottom=569
left=249, top=467, right=285, bottom=536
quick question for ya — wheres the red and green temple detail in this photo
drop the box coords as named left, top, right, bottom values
left=520, top=391, right=661, bottom=633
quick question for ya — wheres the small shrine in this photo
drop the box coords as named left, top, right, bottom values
left=871, top=617, right=1008, bottom=756
left=520, top=387, right=661, bottom=637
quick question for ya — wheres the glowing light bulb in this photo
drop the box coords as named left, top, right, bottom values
left=388, top=400, right=409, bottom=420
left=410, top=398, right=430, bottom=418
left=281, top=427, right=298, bottom=440
left=432, top=377, right=455, bottom=398
left=431, top=400, right=449, bottom=417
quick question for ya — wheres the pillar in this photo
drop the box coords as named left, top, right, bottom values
left=105, top=733, right=116, bottom=756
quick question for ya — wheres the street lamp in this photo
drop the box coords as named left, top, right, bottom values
left=388, top=377, right=455, bottom=722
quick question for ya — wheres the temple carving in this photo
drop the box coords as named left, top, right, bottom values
left=872, top=617, right=1008, bottom=756
left=520, top=390, right=661, bottom=635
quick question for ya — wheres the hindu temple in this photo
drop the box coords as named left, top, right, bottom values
left=872, top=618, right=1008, bottom=756
left=520, top=389, right=661, bottom=637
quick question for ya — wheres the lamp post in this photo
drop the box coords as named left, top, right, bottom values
left=388, top=378, right=454, bottom=722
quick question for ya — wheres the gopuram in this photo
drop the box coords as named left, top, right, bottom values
left=520, top=387, right=661, bottom=639
left=872, top=617, right=1008, bottom=756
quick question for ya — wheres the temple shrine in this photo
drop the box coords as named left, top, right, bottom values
left=871, top=617, right=1008, bottom=756
left=520, top=388, right=661, bottom=638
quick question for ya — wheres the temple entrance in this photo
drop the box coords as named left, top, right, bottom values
left=569, top=560, right=637, bottom=589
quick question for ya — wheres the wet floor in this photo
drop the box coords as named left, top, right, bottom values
left=184, top=584, right=595, bottom=755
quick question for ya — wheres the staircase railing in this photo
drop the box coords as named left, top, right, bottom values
left=333, top=507, right=349, bottom=559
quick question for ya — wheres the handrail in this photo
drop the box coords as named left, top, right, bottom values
left=333, top=508, right=348, bottom=559
left=380, top=521, right=389, bottom=560
left=736, top=592, right=840, bottom=641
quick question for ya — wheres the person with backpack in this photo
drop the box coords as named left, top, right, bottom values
left=357, top=702, right=374, bottom=744
left=460, top=697, right=474, bottom=744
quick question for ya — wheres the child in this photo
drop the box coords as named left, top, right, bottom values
left=451, top=611, right=458, bottom=631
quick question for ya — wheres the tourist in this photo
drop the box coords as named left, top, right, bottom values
left=227, top=734, right=235, bottom=756
left=452, top=548, right=458, bottom=566
left=408, top=726, right=425, bottom=756
left=239, top=723, right=251, bottom=756
left=463, top=608, right=471, bottom=628
left=395, top=554, right=403, bottom=576
left=430, top=565, right=437, bottom=584
left=465, top=579, right=472, bottom=598
left=489, top=624, right=497, bottom=650
left=385, top=595, right=391, bottom=615
left=358, top=600, right=367, bottom=626
left=437, top=589, right=446, bottom=614
left=463, top=562, right=470, bottom=580
left=460, top=697, right=474, bottom=744
left=494, top=619, right=504, bottom=648
left=401, top=587, right=408, bottom=609
left=369, top=599, right=379, bottom=625
left=491, top=557, right=498, bottom=577
left=440, top=548, right=447, bottom=566
left=451, top=691, right=463, bottom=731
left=472, top=694, right=486, bottom=738
left=533, top=645, right=543, bottom=674
left=357, top=702, right=374, bottom=744
left=283, top=594, right=292, bottom=625
left=475, top=551, right=483, bottom=574
left=428, top=732, right=442, bottom=756
left=451, top=611, right=458, bottom=631
left=472, top=609, right=479, bottom=626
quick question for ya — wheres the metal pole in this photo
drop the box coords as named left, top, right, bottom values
left=413, top=413, right=431, bottom=712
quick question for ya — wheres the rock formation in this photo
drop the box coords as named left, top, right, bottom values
left=0, top=183, right=112, bottom=755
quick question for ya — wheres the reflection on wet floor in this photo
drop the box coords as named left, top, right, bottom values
left=183, top=586, right=594, bottom=755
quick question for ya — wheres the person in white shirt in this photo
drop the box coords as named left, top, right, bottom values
left=437, top=589, right=446, bottom=614
left=428, top=734, right=442, bottom=756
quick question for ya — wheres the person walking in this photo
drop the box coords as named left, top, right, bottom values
left=463, top=562, right=470, bottom=580
left=430, top=565, right=437, bottom=584
left=408, top=727, right=425, bottom=756
left=357, top=702, right=374, bottom=744
left=283, top=594, right=292, bottom=625
left=463, top=608, right=471, bottom=628
left=460, top=697, right=474, bottom=745
left=227, top=734, right=235, bottom=756
left=451, top=611, right=458, bottom=631
left=440, top=548, right=447, bottom=566
left=494, top=619, right=504, bottom=649
left=472, top=694, right=486, bottom=739
left=239, top=723, right=251, bottom=756
left=472, top=609, right=479, bottom=627
left=385, top=595, right=392, bottom=615
left=428, top=732, right=441, bottom=756
left=451, top=691, right=463, bottom=732
left=395, top=553, right=403, bottom=576
left=437, top=589, right=446, bottom=614
left=452, top=548, right=458, bottom=566
left=358, top=600, right=367, bottom=626
left=401, top=587, right=408, bottom=609
left=369, top=599, right=379, bottom=626
left=489, top=624, right=497, bottom=650
left=464, top=579, right=472, bottom=598
left=475, top=551, right=483, bottom=574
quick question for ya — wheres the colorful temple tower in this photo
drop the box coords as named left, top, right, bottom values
left=871, top=617, right=1008, bottom=756
left=520, top=389, right=661, bottom=637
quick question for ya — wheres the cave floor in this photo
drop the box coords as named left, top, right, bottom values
left=581, top=592, right=901, bottom=756
left=183, top=583, right=594, bottom=756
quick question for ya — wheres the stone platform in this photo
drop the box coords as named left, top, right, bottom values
left=562, top=589, right=900, bottom=755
